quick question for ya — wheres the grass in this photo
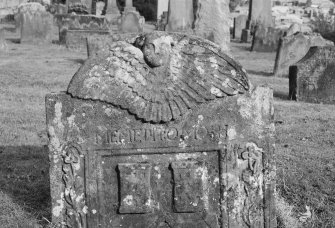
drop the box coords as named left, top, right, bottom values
left=0, top=37, right=334, bottom=227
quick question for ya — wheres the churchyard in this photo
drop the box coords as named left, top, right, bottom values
left=0, top=0, right=335, bottom=228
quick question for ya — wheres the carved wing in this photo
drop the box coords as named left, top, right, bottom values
left=67, top=33, right=250, bottom=123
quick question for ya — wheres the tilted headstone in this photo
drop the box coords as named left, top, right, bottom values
left=234, top=15, right=248, bottom=40
left=274, top=32, right=333, bottom=77
left=17, top=2, right=53, bottom=44
left=193, top=0, right=230, bottom=52
left=165, top=0, right=193, bottom=32
left=46, top=32, right=276, bottom=228
left=289, top=46, right=335, bottom=104
left=251, top=25, right=284, bottom=52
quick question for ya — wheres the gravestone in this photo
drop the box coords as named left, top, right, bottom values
left=241, top=28, right=252, bottom=43
left=86, top=33, right=138, bottom=57
left=251, top=25, right=284, bottom=52
left=119, top=0, right=144, bottom=33
left=274, top=32, right=333, bottom=77
left=46, top=32, right=276, bottom=228
left=166, top=0, right=194, bottom=32
left=68, top=0, right=93, bottom=14
left=0, top=28, right=8, bottom=51
left=289, top=46, right=335, bottom=104
left=193, top=0, right=230, bottom=52
left=95, top=1, right=105, bottom=16
left=234, top=15, right=248, bottom=40
left=18, top=2, right=54, bottom=44
left=55, top=14, right=108, bottom=45
left=105, top=0, right=121, bottom=32
left=66, top=29, right=109, bottom=51
left=247, top=0, right=273, bottom=30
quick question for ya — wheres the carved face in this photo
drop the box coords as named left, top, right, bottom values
left=136, top=34, right=174, bottom=68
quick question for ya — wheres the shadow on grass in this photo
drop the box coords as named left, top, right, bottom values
left=274, top=90, right=289, bottom=100
left=6, top=38, right=20, bottom=44
left=247, top=69, right=274, bottom=77
left=67, top=58, right=86, bottom=65
left=0, top=145, right=51, bottom=224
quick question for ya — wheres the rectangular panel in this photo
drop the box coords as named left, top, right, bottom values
left=171, top=161, right=205, bottom=213
left=118, top=163, right=153, bottom=214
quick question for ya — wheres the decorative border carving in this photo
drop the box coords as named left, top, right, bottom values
left=62, top=143, right=87, bottom=228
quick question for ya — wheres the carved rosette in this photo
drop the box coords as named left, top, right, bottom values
left=62, top=143, right=87, bottom=228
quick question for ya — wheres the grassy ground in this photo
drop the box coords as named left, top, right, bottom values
left=0, top=37, right=334, bottom=227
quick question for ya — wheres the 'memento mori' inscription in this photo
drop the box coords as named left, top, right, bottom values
left=95, top=124, right=228, bottom=145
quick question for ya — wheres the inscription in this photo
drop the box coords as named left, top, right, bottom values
left=95, top=124, right=228, bottom=145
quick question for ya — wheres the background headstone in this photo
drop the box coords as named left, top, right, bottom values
left=95, top=1, right=104, bottom=16
left=274, top=32, right=333, bottom=77
left=46, top=32, right=276, bottom=228
left=86, top=33, right=138, bottom=57
left=55, top=14, right=107, bottom=44
left=66, top=29, right=108, bottom=51
left=165, top=0, right=193, bottom=32
left=233, top=15, right=248, bottom=40
left=193, top=0, right=230, bottom=52
left=251, top=25, right=284, bottom=52
left=119, top=11, right=144, bottom=33
left=289, top=46, right=335, bottom=104
left=248, top=0, right=273, bottom=30
left=18, top=2, right=53, bottom=44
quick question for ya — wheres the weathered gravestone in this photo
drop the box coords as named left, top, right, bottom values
left=193, top=0, right=230, bottom=52
left=166, top=0, right=194, bottom=32
left=46, top=32, right=276, bottom=228
left=66, top=29, right=109, bottom=51
left=234, top=15, right=248, bottom=40
left=55, top=14, right=108, bottom=46
left=119, top=0, right=144, bottom=33
left=86, top=33, right=138, bottom=57
left=247, top=0, right=273, bottom=30
left=95, top=1, right=105, bottom=16
left=18, top=2, right=53, bottom=44
left=251, top=25, right=284, bottom=52
left=289, top=46, right=335, bottom=104
left=274, top=32, right=333, bottom=77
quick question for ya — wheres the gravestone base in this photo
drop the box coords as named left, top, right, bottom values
left=66, top=29, right=109, bottom=51
left=241, top=29, right=252, bottom=43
